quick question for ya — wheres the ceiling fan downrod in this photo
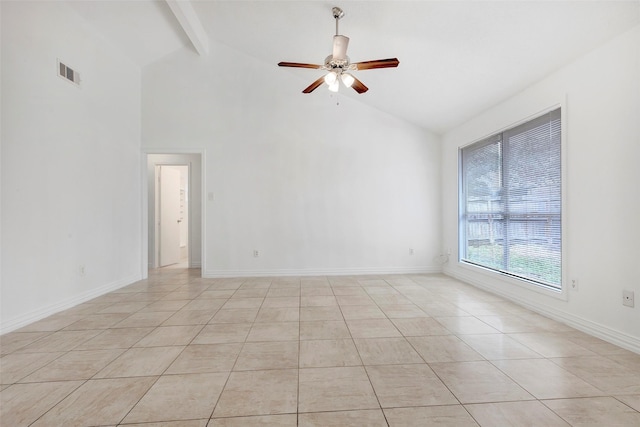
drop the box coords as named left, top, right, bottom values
left=330, top=7, right=349, bottom=65
left=333, top=6, right=344, bottom=35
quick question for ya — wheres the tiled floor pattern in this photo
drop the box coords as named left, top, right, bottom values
left=1, top=270, right=640, bottom=426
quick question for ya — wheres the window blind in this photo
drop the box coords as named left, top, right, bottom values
left=460, top=108, right=561, bottom=289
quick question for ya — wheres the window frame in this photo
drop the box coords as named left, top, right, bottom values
left=457, top=104, right=567, bottom=298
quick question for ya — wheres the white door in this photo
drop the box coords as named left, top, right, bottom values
left=159, top=166, right=181, bottom=267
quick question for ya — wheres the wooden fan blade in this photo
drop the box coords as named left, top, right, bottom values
left=351, top=76, right=369, bottom=94
left=302, top=76, right=326, bottom=93
left=278, top=61, right=322, bottom=69
left=353, top=58, right=400, bottom=70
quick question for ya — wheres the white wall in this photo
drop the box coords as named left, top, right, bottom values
left=142, top=41, right=442, bottom=277
left=441, top=25, right=640, bottom=351
left=0, top=1, right=142, bottom=332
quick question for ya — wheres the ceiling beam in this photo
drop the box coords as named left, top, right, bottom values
left=165, top=0, right=209, bottom=56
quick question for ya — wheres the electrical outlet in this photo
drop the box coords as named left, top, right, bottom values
left=409, top=248, right=414, bottom=255
left=571, top=279, right=578, bottom=291
left=623, top=290, right=634, bottom=307
left=253, top=250, right=259, bottom=258
left=78, top=265, right=86, bottom=277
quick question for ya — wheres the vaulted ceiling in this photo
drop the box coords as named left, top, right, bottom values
left=67, top=0, right=640, bottom=134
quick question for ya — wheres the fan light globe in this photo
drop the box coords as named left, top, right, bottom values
left=341, top=73, right=355, bottom=88
left=324, top=71, right=338, bottom=85
left=328, top=80, right=340, bottom=92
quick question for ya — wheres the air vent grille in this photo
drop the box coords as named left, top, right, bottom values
left=57, top=59, right=80, bottom=86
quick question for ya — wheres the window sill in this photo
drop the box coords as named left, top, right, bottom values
left=455, top=260, right=568, bottom=302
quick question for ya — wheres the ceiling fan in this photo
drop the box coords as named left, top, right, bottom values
left=278, top=6, right=399, bottom=94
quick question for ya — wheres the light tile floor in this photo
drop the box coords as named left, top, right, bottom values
left=1, top=270, right=640, bottom=426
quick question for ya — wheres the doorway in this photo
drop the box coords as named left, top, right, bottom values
left=146, top=153, right=203, bottom=271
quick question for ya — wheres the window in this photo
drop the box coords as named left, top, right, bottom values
left=459, top=108, right=561, bottom=289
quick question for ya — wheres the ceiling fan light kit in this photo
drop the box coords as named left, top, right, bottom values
left=278, top=6, right=399, bottom=94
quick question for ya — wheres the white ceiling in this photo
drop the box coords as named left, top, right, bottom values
left=67, top=0, right=640, bottom=134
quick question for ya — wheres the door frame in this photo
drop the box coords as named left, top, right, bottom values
left=141, top=149, right=206, bottom=278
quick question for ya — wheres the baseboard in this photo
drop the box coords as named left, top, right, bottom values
left=203, top=265, right=442, bottom=278
left=0, top=273, right=142, bottom=335
left=445, top=268, right=640, bottom=354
